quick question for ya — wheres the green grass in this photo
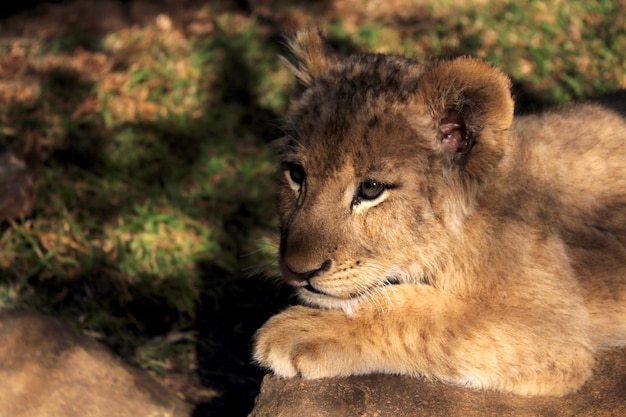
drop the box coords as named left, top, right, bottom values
left=1, top=4, right=283, bottom=368
left=0, top=0, right=624, bottom=408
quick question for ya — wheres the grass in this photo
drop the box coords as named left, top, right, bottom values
left=0, top=0, right=624, bottom=414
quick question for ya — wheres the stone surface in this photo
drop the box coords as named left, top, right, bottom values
left=0, top=308, right=191, bottom=417
left=249, top=347, right=626, bottom=417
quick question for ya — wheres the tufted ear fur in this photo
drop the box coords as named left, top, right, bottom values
left=416, top=57, right=514, bottom=186
left=281, top=28, right=337, bottom=93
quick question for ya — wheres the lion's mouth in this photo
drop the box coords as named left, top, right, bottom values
left=303, top=284, right=326, bottom=295
left=302, top=276, right=402, bottom=299
left=297, top=276, right=405, bottom=313
left=301, top=283, right=347, bottom=299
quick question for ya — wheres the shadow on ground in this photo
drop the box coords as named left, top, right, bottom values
left=194, top=264, right=293, bottom=417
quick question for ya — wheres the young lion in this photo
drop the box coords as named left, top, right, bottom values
left=253, top=28, right=626, bottom=396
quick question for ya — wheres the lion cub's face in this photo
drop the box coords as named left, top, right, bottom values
left=278, top=107, right=439, bottom=310
left=276, top=29, right=514, bottom=311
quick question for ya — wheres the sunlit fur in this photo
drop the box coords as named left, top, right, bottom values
left=254, top=28, right=626, bottom=396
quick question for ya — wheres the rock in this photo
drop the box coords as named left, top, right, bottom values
left=0, top=308, right=191, bottom=417
left=249, top=347, right=626, bottom=417
left=0, top=145, right=38, bottom=222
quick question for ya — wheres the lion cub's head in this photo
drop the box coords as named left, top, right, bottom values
left=275, top=28, right=514, bottom=311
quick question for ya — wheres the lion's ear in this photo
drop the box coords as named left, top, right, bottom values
left=282, top=27, right=336, bottom=90
left=417, top=57, right=514, bottom=180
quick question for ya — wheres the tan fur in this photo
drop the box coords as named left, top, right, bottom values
left=253, top=28, right=626, bottom=396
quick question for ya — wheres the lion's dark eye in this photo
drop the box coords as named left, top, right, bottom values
left=285, top=163, right=305, bottom=187
left=357, top=181, right=386, bottom=201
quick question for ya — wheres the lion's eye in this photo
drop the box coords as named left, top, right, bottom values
left=285, top=163, right=305, bottom=189
left=357, top=181, right=386, bottom=201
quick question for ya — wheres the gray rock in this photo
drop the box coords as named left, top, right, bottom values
left=249, top=347, right=626, bottom=417
left=0, top=308, right=191, bottom=417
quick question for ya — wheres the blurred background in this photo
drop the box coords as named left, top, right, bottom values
left=0, top=1, right=624, bottom=416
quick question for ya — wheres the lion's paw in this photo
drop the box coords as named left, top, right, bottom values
left=253, top=306, right=347, bottom=379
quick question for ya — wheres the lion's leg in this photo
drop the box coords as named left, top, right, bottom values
left=253, top=284, right=594, bottom=396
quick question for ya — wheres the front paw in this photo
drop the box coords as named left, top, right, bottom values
left=253, top=306, right=345, bottom=379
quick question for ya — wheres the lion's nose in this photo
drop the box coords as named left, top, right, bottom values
left=283, top=259, right=332, bottom=283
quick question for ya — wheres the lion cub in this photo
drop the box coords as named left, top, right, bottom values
left=253, top=28, right=626, bottom=396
